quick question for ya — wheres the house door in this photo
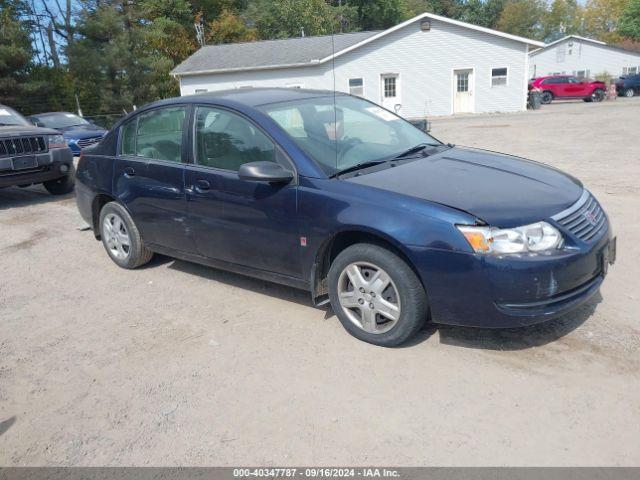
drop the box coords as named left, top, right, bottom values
left=453, top=69, right=474, bottom=113
left=380, top=74, right=400, bottom=112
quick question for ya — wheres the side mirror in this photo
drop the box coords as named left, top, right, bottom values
left=238, top=161, right=293, bottom=184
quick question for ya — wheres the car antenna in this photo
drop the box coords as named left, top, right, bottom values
left=331, top=17, right=338, bottom=172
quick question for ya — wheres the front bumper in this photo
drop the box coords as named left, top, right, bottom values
left=408, top=226, right=615, bottom=328
left=0, top=147, right=74, bottom=188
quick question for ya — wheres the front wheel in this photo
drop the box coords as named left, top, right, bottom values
left=43, top=169, right=75, bottom=195
left=99, top=202, right=153, bottom=269
left=328, top=243, right=428, bottom=347
left=591, top=89, right=605, bottom=102
left=540, top=91, right=553, bottom=104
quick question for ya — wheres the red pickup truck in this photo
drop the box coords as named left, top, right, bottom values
left=529, top=75, right=606, bottom=104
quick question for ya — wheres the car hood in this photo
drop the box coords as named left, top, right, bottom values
left=59, top=124, right=107, bottom=139
left=0, top=125, right=60, bottom=136
left=346, top=146, right=583, bottom=227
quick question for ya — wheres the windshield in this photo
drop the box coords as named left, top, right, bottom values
left=260, top=95, right=440, bottom=176
left=36, top=113, right=89, bottom=128
left=0, top=106, right=30, bottom=126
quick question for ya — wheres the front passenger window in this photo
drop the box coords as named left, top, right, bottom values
left=195, top=106, right=276, bottom=171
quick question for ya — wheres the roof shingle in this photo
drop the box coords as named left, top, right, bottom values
left=171, top=31, right=380, bottom=76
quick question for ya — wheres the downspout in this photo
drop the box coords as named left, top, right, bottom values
left=523, top=45, right=530, bottom=111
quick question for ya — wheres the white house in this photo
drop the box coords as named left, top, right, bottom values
left=171, top=13, right=544, bottom=118
left=529, top=35, right=640, bottom=80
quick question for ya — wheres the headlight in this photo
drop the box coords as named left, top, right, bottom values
left=457, top=222, right=563, bottom=255
left=47, top=134, right=67, bottom=149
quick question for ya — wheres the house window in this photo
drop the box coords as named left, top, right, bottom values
left=349, top=78, right=364, bottom=97
left=491, top=67, right=508, bottom=87
left=383, top=76, right=397, bottom=98
left=574, top=70, right=590, bottom=80
left=623, top=66, right=638, bottom=75
left=457, top=72, right=469, bottom=92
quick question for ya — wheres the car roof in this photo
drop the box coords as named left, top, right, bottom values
left=147, top=88, right=346, bottom=110
left=29, top=111, right=78, bottom=117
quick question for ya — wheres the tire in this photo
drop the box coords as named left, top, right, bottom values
left=328, top=243, right=428, bottom=347
left=98, top=202, right=153, bottom=269
left=591, top=89, right=605, bottom=102
left=43, top=166, right=75, bottom=195
left=541, top=91, right=553, bottom=104
left=624, top=88, right=635, bottom=98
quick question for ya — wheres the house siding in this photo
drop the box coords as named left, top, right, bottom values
left=178, top=18, right=530, bottom=117
left=529, top=38, right=640, bottom=78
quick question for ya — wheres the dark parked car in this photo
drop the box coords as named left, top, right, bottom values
left=615, top=74, right=640, bottom=97
left=75, top=89, right=616, bottom=346
left=28, top=112, right=107, bottom=155
left=529, top=75, right=606, bottom=103
left=0, top=104, right=75, bottom=195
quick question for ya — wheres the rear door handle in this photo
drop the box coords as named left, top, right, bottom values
left=123, top=167, right=136, bottom=177
left=195, top=179, right=210, bottom=191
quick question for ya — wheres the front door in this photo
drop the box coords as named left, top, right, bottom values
left=380, top=74, right=400, bottom=112
left=114, top=105, right=196, bottom=253
left=184, top=105, right=301, bottom=279
left=453, top=69, right=474, bottom=114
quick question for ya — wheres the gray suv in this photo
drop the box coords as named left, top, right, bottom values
left=0, top=104, right=75, bottom=194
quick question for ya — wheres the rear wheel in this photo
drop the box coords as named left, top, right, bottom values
left=99, top=202, right=153, bottom=269
left=624, top=88, right=635, bottom=98
left=328, top=243, right=428, bottom=347
left=541, top=91, right=553, bottom=104
left=591, top=89, right=605, bottom=102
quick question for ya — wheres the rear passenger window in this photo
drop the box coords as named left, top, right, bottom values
left=119, top=106, right=186, bottom=162
left=136, top=107, right=185, bottom=162
left=194, top=106, right=276, bottom=171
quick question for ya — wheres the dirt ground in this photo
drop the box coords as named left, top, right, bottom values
left=1, top=98, right=639, bottom=466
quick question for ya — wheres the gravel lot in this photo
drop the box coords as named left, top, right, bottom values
left=1, top=98, right=639, bottom=466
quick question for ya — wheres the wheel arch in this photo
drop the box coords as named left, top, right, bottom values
left=310, top=227, right=425, bottom=305
left=91, top=192, right=117, bottom=239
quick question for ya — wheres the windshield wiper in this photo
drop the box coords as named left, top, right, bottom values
left=330, top=160, right=388, bottom=178
left=393, top=143, right=439, bottom=159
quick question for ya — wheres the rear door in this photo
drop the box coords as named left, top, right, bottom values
left=184, top=105, right=301, bottom=278
left=114, top=105, right=197, bottom=253
left=565, top=76, right=584, bottom=96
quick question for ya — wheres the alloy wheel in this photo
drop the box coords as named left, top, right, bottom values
left=103, top=213, right=131, bottom=260
left=337, top=262, right=401, bottom=334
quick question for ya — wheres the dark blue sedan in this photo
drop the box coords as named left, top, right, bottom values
left=75, top=88, right=616, bottom=346
left=28, top=112, right=107, bottom=155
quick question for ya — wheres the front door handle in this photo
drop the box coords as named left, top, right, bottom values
left=123, top=167, right=136, bottom=177
left=195, top=179, right=210, bottom=191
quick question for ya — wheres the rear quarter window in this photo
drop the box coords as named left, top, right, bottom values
left=120, top=119, right=136, bottom=155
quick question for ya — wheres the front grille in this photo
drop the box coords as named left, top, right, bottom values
left=77, top=136, right=102, bottom=149
left=552, top=190, right=607, bottom=242
left=0, top=136, right=47, bottom=157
